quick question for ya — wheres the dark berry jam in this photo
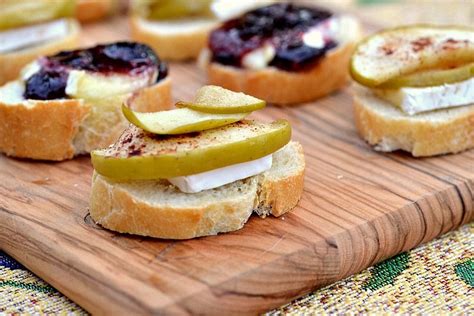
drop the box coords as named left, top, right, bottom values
left=209, top=3, right=336, bottom=72
left=24, top=69, right=69, bottom=100
left=24, top=42, right=166, bottom=100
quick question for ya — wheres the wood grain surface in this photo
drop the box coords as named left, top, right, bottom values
left=0, top=14, right=473, bottom=315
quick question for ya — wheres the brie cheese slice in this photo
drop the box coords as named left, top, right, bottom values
left=374, top=77, right=474, bottom=115
left=0, top=19, right=69, bottom=54
left=65, top=69, right=158, bottom=100
left=169, top=154, right=273, bottom=193
left=242, top=43, right=276, bottom=70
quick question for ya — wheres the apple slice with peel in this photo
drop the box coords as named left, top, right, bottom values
left=351, top=25, right=474, bottom=87
left=0, top=0, right=74, bottom=30
left=378, top=62, right=474, bottom=88
left=133, top=0, right=213, bottom=20
left=176, top=85, right=266, bottom=114
left=122, top=104, right=248, bottom=134
left=91, top=120, right=291, bottom=179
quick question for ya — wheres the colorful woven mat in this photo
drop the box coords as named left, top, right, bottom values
left=1, top=223, right=473, bottom=314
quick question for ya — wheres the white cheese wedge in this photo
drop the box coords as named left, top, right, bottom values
left=374, top=77, right=474, bottom=115
left=211, top=0, right=277, bottom=21
left=65, top=69, right=158, bottom=100
left=168, top=154, right=273, bottom=193
left=240, top=16, right=346, bottom=70
left=242, top=43, right=276, bottom=70
left=303, top=28, right=325, bottom=49
left=0, top=19, right=69, bottom=54
left=138, top=18, right=217, bottom=35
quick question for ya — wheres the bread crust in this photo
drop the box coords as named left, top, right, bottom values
left=258, top=143, right=305, bottom=217
left=353, top=88, right=474, bottom=157
left=0, top=78, right=172, bottom=160
left=89, top=142, right=305, bottom=239
left=0, top=98, right=89, bottom=160
left=129, top=16, right=218, bottom=61
left=0, top=19, right=80, bottom=85
left=76, top=0, right=113, bottom=22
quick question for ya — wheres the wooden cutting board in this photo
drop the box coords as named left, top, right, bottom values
left=0, top=15, right=473, bottom=315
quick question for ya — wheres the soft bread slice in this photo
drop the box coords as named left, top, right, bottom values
left=353, top=85, right=474, bottom=157
left=201, top=16, right=362, bottom=105
left=130, top=16, right=218, bottom=61
left=0, top=19, right=80, bottom=85
left=0, top=78, right=171, bottom=160
left=75, top=0, right=114, bottom=22
left=90, top=141, right=305, bottom=239
left=0, top=81, right=89, bottom=160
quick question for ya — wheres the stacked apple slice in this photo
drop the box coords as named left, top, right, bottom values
left=92, top=85, right=291, bottom=180
left=350, top=25, right=474, bottom=156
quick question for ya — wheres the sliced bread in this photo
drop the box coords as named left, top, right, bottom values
left=90, top=141, right=305, bottom=239
left=353, top=85, right=474, bottom=157
left=0, top=78, right=172, bottom=160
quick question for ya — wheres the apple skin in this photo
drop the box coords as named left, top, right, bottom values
left=378, top=62, right=474, bottom=88
left=350, top=25, right=474, bottom=88
left=0, top=0, right=75, bottom=31
left=176, top=85, right=266, bottom=114
left=91, top=120, right=292, bottom=180
left=122, top=104, right=249, bottom=135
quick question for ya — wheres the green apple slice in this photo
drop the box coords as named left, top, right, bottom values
left=378, top=62, right=474, bottom=88
left=133, top=0, right=213, bottom=20
left=0, top=0, right=75, bottom=31
left=176, top=85, right=266, bottom=114
left=91, top=120, right=291, bottom=179
left=351, top=25, right=474, bottom=87
left=122, top=104, right=249, bottom=134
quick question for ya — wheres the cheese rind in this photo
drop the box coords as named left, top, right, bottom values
left=374, top=77, right=474, bottom=115
left=168, top=154, right=273, bottom=193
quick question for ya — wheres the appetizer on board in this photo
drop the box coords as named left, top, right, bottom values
left=200, top=2, right=362, bottom=104
left=351, top=25, right=474, bottom=157
left=90, top=86, right=305, bottom=239
left=130, top=0, right=274, bottom=61
left=0, top=42, right=172, bottom=160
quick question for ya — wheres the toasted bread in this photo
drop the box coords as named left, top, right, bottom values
left=0, top=78, right=172, bottom=160
left=130, top=16, right=218, bottom=61
left=75, top=0, right=114, bottom=22
left=353, top=85, right=474, bottom=157
left=90, top=141, right=305, bottom=239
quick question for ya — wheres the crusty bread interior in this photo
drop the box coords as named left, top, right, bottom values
left=90, top=141, right=305, bottom=239
left=353, top=84, right=474, bottom=157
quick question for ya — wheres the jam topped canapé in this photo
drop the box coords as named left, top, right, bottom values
left=24, top=42, right=166, bottom=100
left=208, top=3, right=337, bottom=72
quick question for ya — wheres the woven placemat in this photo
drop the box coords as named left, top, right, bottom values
left=1, top=223, right=473, bottom=314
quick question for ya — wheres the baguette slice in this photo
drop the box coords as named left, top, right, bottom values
left=0, top=19, right=80, bottom=85
left=75, top=0, right=114, bottom=22
left=130, top=16, right=218, bottom=61
left=0, top=78, right=172, bottom=160
left=201, top=15, right=362, bottom=105
left=90, top=141, right=305, bottom=239
left=353, top=85, right=474, bottom=157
